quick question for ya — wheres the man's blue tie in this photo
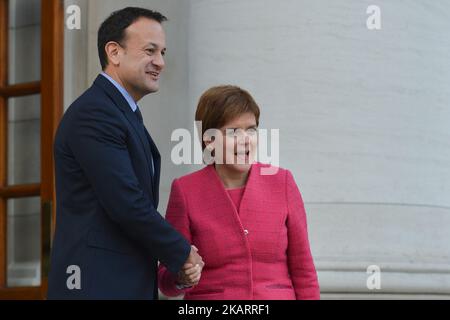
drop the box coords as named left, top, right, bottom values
left=135, top=106, right=144, bottom=123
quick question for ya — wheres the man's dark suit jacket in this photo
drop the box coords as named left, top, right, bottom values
left=47, top=75, right=190, bottom=299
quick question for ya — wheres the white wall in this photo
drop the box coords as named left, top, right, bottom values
left=64, top=0, right=89, bottom=110
left=65, top=0, right=450, bottom=298
left=187, top=0, right=450, bottom=299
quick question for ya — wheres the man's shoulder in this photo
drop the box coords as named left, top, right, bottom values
left=64, top=81, right=122, bottom=121
left=69, top=81, right=109, bottom=110
left=56, top=80, right=127, bottom=145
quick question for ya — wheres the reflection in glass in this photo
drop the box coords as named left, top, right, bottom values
left=8, top=0, right=41, bottom=85
left=7, top=94, right=41, bottom=185
left=7, top=197, right=41, bottom=287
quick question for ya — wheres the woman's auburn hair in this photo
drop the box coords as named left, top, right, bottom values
left=195, top=85, right=260, bottom=150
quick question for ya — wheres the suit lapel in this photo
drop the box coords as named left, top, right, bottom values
left=93, top=75, right=156, bottom=201
left=144, top=128, right=161, bottom=207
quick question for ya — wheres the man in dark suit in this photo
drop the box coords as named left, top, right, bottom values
left=47, top=7, right=203, bottom=299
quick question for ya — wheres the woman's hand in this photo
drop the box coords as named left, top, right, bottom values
left=177, top=246, right=204, bottom=287
left=177, top=263, right=202, bottom=287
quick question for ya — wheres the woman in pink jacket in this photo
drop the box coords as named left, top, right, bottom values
left=158, top=85, right=320, bottom=300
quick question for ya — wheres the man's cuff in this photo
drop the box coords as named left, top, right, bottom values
left=175, top=283, right=193, bottom=290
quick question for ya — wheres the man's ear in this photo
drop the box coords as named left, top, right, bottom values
left=105, top=41, right=121, bottom=66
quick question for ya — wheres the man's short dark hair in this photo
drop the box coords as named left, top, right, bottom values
left=98, top=7, right=167, bottom=70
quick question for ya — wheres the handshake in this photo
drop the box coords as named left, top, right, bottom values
left=177, top=245, right=205, bottom=288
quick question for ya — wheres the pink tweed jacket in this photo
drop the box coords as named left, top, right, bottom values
left=158, top=163, right=320, bottom=300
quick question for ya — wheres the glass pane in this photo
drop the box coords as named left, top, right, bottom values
left=8, top=0, right=41, bottom=85
left=7, top=197, right=41, bottom=287
left=8, top=94, right=41, bottom=185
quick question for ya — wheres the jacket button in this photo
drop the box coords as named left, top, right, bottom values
left=244, top=229, right=249, bottom=236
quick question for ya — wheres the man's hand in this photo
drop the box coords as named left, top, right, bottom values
left=177, top=246, right=204, bottom=287
left=187, top=245, right=204, bottom=266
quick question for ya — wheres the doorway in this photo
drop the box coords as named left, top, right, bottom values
left=0, top=0, right=63, bottom=299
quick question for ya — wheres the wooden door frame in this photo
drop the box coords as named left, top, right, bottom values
left=0, top=0, right=64, bottom=299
